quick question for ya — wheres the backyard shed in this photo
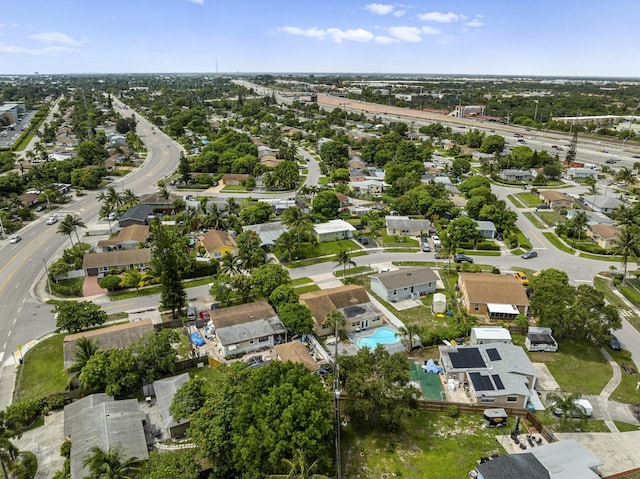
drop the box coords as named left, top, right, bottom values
left=470, top=326, right=512, bottom=345
left=432, top=293, right=447, bottom=313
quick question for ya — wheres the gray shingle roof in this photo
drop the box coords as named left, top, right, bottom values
left=372, top=266, right=438, bottom=290
left=153, top=373, right=190, bottom=429
left=385, top=216, right=431, bottom=232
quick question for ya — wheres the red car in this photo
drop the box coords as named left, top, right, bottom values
left=199, top=311, right=210, bottom=321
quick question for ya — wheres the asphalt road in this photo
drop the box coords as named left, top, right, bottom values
left=0, top=98, right=182, bottom=370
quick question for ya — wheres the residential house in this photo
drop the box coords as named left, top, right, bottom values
left=82, top=248, right=152, bottom=276
left=566, top=209, right=614, bottom=226
left=370, top=267, right=439, bottom=302
left=539, top=190, right=574, bottom=210
left=242, top=221, right=288, bottom=248
left=199, top=229, right=237, bottom=259
left=274, top=340, right=322, bottom=373
left=348, top=179, right=387, bottom=195
left=586, top=223, right=621, bottom=249
left=64, top=394, right=149, bottom=479
left=439, top=342, right=537, bottom=408
left=299, top=284, right=384, bottom=337
left=221, top=173, right=250, bottom=186
left=500, top=169, right=534, bottom=182
left=458, top=273, right=530, bottom=319
left=567, top=167, right=598, bottom=179
left=470, top=326, right=512, bottom=345
left=313, top=219, right=356, bottom=243
left=63, top=320, right=154, bottom=368
left=336, top=193, right=350, bottom=209
left=97, top=224, right=149, bottom=252
left=152, top=373, right=190, bottom=438
left=476, top=220, right=497, bottom=239
left=581, top=195, right=624, bottom=214
left=385, top=216, right=432, bottom=237
left=118, top=204, right=156, bottom=227
left=210, top=301, right=287, bottom=357
left=475, top=439, right=602, bottom=479
left=19, top=192, right=40, bottom=207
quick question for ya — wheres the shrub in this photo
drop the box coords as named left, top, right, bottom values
left=98, top=275, right=123, bottom=291
left=476, top=241, right=500, bottom=251
left=12, top=451, right=37, bottom=479
left=446, top=405, right=459, bottom=418
left=621, top=349, right=632, bottom=360
left=60, top=439, right=72, bottom=458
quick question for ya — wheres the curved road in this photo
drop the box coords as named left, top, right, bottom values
left=0, top=98, right=182, bottom=405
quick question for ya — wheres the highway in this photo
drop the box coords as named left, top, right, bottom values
left=0, top=98, right=182, bottom=399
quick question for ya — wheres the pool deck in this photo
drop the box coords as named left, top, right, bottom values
left=329, top=323, right=402, bottom=358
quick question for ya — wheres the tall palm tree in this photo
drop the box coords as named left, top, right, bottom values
left=612, top=205, right=637, bottom=228
left=121, top=189, right=139, bottom=208
left=225, top=197, right=241, bottom=216
left=0, top=411, right=19, bottom=479
left=569, top=210, right=587, bottom=239
left=326, top=310, right=347, bottom=341
left=57, top=216, right=76, bottom=247
left=157, top=183, right=170, bottom=208
left=67, top=214, right=86, bottom=245
left=220, top=251, right=243, bottom=276
left=282, top=207, right=312, bottom=256
left=614, top=166, right=636, bottom=186
left=276, top=230, right=296, bottom=262
left=545, top=391, right=587, bottom=430
left=334, top=248, right=356, bottom=278
left=614, top=226, right=640, bottom=284
left=396, top=323, right=423, bottom=353
left=66, top=337, right=100, bottom=387
left=268, top=449, right=330, bottom=479
left=82, top=445, right=142, bottom=479
left=100, top=205, right=115, bottom=234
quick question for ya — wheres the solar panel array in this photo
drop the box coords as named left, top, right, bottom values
left=492, top=374, right=505, bottom=390
left=449, top=348, right=486, bottom=369
left=469, top=372, right=506, bottom=391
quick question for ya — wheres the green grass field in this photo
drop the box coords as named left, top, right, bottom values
left=515, top=192, right=543, bottom=207
left=15, top=335, right=67, bottom=402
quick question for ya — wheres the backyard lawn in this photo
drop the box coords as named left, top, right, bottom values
left=342, top=411, right=506, bottom=479
left=15, top=334, right=67, bottom=402
left=515, top=192, right=543, bottom=207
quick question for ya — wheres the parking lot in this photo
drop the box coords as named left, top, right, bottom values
left=0, top=110, right=36, bottom=149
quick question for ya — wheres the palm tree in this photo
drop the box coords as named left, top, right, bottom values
left=67, top=214, right=86, bottom=245
left=100, top=205, right=115, bottom=234
left=614, top=226, right=640, bottom=284
left=220, top=251, right=243, bottom=276
left=66, top=337, right=100, bottom=387
left=282, top=207, right=311, bottom=256
left=396, top=323, right=423, bottom=353
left=57, top=216, right=76, bottom=247
left=268, top=449, right=330, bottom=479
left=326, top=310, right=347, bottom=341
left=225, top=197, right=241, bottom=216
left=568, top=210, right=587, bottom=240
left=120, top=268, right=150, bottom=292
left=612, top=205, right=637, bottom=228
left=614, top=166, right=636, bottom=186
left=334, top=248, right=356, bottom=278
left=121, top=189, right=139, bottom=208
left=82, top=445, right=142, bottom=479
left=276, top=230, right=296, bottom=262
left=157, top=182, right=170, bottom=208
left=0, top=411, right=19, bottom=479
left=545, top=391, right=587, bottom=429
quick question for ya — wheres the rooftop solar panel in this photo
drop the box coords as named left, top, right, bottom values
left=492, top=374, right=505, bottom=390
left=449, top=348, right=486, bottom=369
left=486, top=348, right=501, bottom=361
left=469, top=372, right=495, bottom=391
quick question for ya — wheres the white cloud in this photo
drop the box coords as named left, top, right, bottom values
left=393, top=10, right=405, bottom=17
left=464, top=18, right=484, bottom=28
left=186, top=0, right=204, bottom=4
left=421, top=26, right=441, bottom=35
left=364, top=3, right=395, bottom=15
left=326, top=28, right=374, bottom=43
left=388, top=26, right=423, bottom=42
left=277, top=26, right=326, bottom=39
left=374, top=35, right=397, bottom=44
left=0, top=43, right=75, bottom=55
left=418, top=11, right=461, bottom=23
left=29, top=31, right=84, bottom=46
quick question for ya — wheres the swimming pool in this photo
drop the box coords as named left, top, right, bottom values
left=357, top=327, right=400, bottom=349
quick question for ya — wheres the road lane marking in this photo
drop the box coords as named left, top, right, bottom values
left=13, top=318, right=16, bottom=324
left=7, top=330, right=11, bottom=336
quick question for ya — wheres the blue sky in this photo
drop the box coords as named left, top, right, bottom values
left=1, top=0, right=639, bottom=77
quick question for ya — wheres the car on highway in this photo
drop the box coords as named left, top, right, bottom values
left=9, top=235, right=21, bottom=244
left=455, top=254, right=474, bottom=264
left=46, top=215, right=58, bottom=225
left=632, top=155, right=640, bottom=159
left=521, top=250, right=538, bottom=259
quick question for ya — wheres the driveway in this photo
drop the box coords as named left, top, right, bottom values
left=14, top=410, right=65, bottom=479
left=83, top=275, right=108, bottom=297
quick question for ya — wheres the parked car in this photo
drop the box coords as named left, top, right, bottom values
left=610, top=334, right=622, bottom=351
left=9, top=235, right=21, bottom=244
left=358, top=237, right=369, bottom=245
left=553, top=399, right=593, bottom=418
left=354, top=224, right=365, bottom=230
left=46, top=215, right=58, bottom=225
left=246, top=355, right=264, bottom=368
left=513, top=271, right=529, bottom=285
left=431, top=235, right=441, bottom=249
left=535, top=204, right=550, bottom=210
left=521, top=250, right=538, bottom=259
left=455, top=254, right=474, bottom=264
left=35, top=205, right=45, bottom=212
left=421, top=241, right=431, bottom=252
left=186, top=306, right=196, bottom=319
left=622, top=364, right=636, bottom=374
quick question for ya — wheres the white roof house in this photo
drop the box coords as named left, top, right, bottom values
left=313, top=219, right=356, bottom=242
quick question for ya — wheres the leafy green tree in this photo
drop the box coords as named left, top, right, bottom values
left=178, top=152, right=192, bottom=184
left=98, top=275, right=124, bottom=291
left=312, top=190, right=340, bottom=219
left=480, top=134, right=505, bottom=154
left=269, top=285, right=298, bottom=309
left=451, top=158, right=471, bottom=177
left=458, top=175, right=491, bottom=196
left=134, top=329, right=179, bottom=382
left=104, top=348, right=140, bottom=396
left=395, top=323, right=422, bottom=353
left=239, top=202, right=272, bottom=225
left=151, top=219, right=186, bottom=319
left=339, top=346, right=417, bottom=430
left=210, top=273, right=233, bottom=307
left=325, top=310, right=347, bottom=340
left=447, top=216, right=482, bottom=246
left=319, top=140, right=348, bottom=170
left=82, top=445, right=142, bottom=479
left=232, top=274, right=254, bottom=303
left=53, top=301, right=108, bottom=334
left=220, top=251, right=243, bottom=276
left=236, top=230, right=266, bottom=272
left=252, top=263, right=291, bottom=298
left=140, top=450, right=200, bottom=479
left=169, top=378, right=208, bottom=421
left=278, top=303, right=314, bottom=335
